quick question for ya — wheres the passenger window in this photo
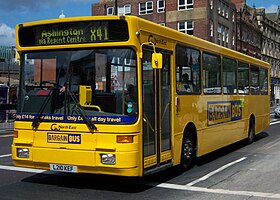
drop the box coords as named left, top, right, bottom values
left=250, top=65, right=260, bottom=94
left=203, top=52, right=221, bottom=94
left=223, top=57, right=237, bottom=94
left=238, top=62, right=249, bottom=94
left=176, top=45, right=201, bottom=94
left=260, top=68, right=268, bottom=94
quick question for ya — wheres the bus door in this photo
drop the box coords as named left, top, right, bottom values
left=142, top=48, right=172, bottom=174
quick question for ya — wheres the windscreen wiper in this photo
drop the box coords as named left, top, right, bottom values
left=60, top=59, right=97, bottom=132
left=32, top=82, right=58, bottom=129
left=67, top=90, right=97, bottom=132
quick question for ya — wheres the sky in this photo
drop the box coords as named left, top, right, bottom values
left=0, top=0, right=279, bottom=46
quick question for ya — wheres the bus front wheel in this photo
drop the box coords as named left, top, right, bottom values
left=180, top=132, right=195, bottom=170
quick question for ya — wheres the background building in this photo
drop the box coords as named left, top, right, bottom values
left=92, top=0, right=237, bottom=50
left=232, top=0, right=262, bottom=59
left=255, top=6, right=280, bottom=104
left=0, top=46, right=19, bottom=86
left=92, top=0, right=280, bottom=105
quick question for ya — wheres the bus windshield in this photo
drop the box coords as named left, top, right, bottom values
left=18, top=48, right=138, bottom=124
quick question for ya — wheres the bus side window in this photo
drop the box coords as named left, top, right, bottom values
left=203, top=52, right=221, bottom=94
left=223, top=57, right=237, bottom=94
left=175, top=44, right=201, bottom=94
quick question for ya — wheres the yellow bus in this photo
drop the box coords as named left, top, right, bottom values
left=12, top=15, right=270, bottom=176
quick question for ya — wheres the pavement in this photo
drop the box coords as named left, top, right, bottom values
left=0, top=121, right=14, bottom=131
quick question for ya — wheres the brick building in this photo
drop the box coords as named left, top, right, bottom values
left=92, top=0, right=280, bottom=104
left=231, top=0, right=262, bottom=59
left=255, top=6, right=280, bottom=104
left=92, top=0, right=237, bottom=50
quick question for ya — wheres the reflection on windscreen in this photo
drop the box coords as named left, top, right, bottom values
left=18, top=48, right=138, bottom=124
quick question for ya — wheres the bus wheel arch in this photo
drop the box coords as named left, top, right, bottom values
left=247, top=115, right=255, bottom=144
left=180, top=123, right=197, bottom=171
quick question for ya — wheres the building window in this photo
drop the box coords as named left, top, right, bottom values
left=139, top=1, right=153, bottom=15
left=210, top=20, right=213, bottom=37
left=225, top=6, right=229, bottom=18
left=222, top=26, right=225, bottom=43
left=232, top=12, right=235, bottom=22
left=225, top=28, right=229, bottom=44
left=118, top=4, right=131, bottom=15
left=221, top=3, right=225, bottom=16
left=157, top=0, right=165, bottom=13
left=107, top=7, right=114, bottom=15
left=218, top=1, right=221, bottom=14
left=225, top=28, right=229, bottom=47
left=217, top=23, right=222, bottom=44
left=210, top=0, right=213, bottom=10
left=178, top=21, right=194, bottom=35
left=178, top=0, right=194, bottom=10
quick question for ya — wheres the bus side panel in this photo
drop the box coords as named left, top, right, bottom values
left=197, top=120, right=247, bottom=156
left=249, top=95, right=270, bottom=134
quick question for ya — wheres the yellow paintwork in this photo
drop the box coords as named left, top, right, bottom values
left=12, top=121, right=141, bottom=176
left=14, top=15, right=270, bottom=176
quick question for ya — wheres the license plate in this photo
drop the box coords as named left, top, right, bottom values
left=50, top=164, right=77, bottom=173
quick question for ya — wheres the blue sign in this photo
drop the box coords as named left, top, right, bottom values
left=16, top=113, right=137, bottom=124
left=271, top=78, right=280, bottom=85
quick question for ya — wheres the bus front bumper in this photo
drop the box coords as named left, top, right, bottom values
left=12, top=145, right=140, bottom=176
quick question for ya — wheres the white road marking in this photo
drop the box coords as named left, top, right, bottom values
left=186, top=157, right=247, bottom=186
left=0, top=134, right=13, bottom=138
left=0, top=165, right=46, bottom=173
left=270, top=121, right=280, bottom=126
left=0, top=154, right=11, bottom=158
left=153, top=183, right=280, bottom=199
left=1, top=164, right=280, bottom=199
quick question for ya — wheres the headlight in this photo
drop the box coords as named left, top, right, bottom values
left=100, top=154, right=116, bottom=165
left=17, top=148, right=29, bottom=158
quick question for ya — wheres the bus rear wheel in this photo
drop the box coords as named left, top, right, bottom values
left=180, top=132, right=195, bottom=170
left=247, top=118, right=255, bottom=144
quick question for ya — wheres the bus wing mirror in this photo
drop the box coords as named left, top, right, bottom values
left=152, top=53, right=162, bottom=69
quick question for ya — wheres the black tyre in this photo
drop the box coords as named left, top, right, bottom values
left=247, top=118, right=255, bottom=144
left=180, top=132, right=195, bottom=170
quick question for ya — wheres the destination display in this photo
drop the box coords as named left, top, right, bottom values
left=18, top=20, right=129, bottom=46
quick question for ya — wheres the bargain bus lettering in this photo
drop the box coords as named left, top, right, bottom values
left=208, top=101, right=242, bottom=126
